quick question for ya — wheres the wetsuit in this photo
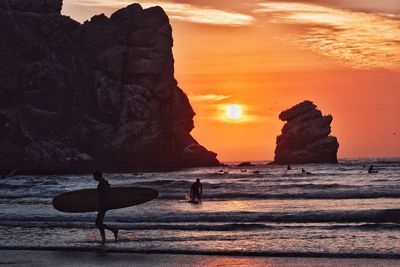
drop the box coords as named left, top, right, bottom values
left=190, top=182, right=202, bottom=201
left=95, top=178, right=116, bottom=236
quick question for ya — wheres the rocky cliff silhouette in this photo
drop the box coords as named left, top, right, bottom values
left=273, top=100, right=339, bottom=164
left=0, top=0, right=220, bottom=173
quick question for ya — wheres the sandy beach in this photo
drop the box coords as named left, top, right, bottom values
left=1, top=249, right=400, bottom=267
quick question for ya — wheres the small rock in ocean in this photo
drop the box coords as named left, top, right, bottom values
left=237, top=162, right=254, bottom=167
left=273, top=100, right=339, bottom=164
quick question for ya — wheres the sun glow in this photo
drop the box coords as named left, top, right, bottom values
left=226, top=104, right=243, bottom=121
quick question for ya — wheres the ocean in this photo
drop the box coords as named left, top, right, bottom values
left=1, top=158, right=400, bottom=258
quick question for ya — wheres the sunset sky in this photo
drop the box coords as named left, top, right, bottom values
left=63, top=0, right=400, bottom=162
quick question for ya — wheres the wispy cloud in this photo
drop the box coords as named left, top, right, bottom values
left=68, top=0, right=254, bottom=26
left=189, top=94, right=231, bottom=103
left=141, top=1, right=254, bottom=26
left=255, top=2, right=400, bottom=71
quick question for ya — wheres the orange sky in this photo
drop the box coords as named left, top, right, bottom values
left=63, top=0, right=400, bottom=162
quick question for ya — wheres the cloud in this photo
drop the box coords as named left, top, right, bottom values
left=67, top=0, right=254, bottom=26
left=141, top=1, right=254, bottom=26
left=255, top=2, right=400, bottom=71
left=189, top=94, right=231, bottom=103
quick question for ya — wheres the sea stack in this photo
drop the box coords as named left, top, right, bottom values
left=0, top=1, right=219, bottom=173
left=273, top=100, right=339, bottom=164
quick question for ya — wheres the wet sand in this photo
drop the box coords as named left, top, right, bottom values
left=1, top=250, right=400, bottom=267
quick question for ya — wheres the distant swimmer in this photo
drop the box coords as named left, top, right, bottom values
left=93, top=170, right=118, bottom=245
left=368, top=165, right=378, bottom=174
left=217, top=170, right=228, bottom=175
left=190, top=178, right=203, bottom=202
left=301, top=168, right=306, bottom=173
left=287, top=165, right=292, bottom=170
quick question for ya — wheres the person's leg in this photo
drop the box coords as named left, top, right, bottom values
left=103, top=224, right=118, bottom=240
left=101, top=211, right=118, bottom=240
left=95, top=211, right=106, bottom=244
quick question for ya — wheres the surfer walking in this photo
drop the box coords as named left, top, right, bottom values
left=190, top=179, right=203, bottom=202
left=93, top=170, right=118, bottom=244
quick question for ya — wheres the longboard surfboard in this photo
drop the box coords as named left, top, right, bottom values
left=53, top=187, right=158, bottom=213
left=184, top=193, right=201, bottom=204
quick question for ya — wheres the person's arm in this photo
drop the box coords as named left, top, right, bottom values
left=200, top=184, right=203, bottom=197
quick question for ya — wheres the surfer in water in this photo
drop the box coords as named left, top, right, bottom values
left=368, top=165, right=377, bottom=173
left=93, top=170, right=118, bottom=244
left=190, top=179, right=203, bottom=202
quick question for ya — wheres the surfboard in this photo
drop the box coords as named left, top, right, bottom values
left=52, top=187, right=158, bottom=213
left=184, top=193, right=201, bottom=204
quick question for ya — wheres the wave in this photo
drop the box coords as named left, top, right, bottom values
left=2, top=189, right=400, bottom=201
left=2, top=209, right=400, bottom=225
left=0, top=221, right=272, bottom=231
left=1, top=246, right=400, bottom=259
left=159, top=191, right=400, bottom=200
left=2, top=219, right=400, bottom=232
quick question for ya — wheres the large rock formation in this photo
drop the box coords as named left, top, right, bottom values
left=0, top=0, right=220, bottom=173
left=273, top=100, right=339, bottom=164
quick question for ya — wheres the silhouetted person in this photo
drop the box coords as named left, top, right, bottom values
left=368, top=165, right=375, bottom=173
left=287, top=165, right=292, bottom=170
left=301, top=168, right=306, bottom=173
left=190, top=179, right=203, bottom=202
left=93, top=170, right=118, bottom=244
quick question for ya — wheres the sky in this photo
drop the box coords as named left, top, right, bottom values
left=62, top=0, right=400, bottom=162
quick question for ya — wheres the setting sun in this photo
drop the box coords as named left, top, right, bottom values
left=226, top=104, right=243, bottom=121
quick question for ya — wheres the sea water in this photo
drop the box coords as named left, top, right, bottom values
left=1, top=158, right=400, bottom=257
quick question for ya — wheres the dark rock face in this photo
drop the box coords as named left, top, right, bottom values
left=0, top=1, right=219, bottom=173
left=273, top=101, right=339, bottom=164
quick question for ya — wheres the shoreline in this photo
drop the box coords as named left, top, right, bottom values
left=1, top=246, right=400, bottom=260
left=1, top=249, right=400, bottom=267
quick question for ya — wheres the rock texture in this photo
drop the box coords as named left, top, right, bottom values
left=273, top=100, right=339, bottom=164
left=0, top=0, right=219, bottom=173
